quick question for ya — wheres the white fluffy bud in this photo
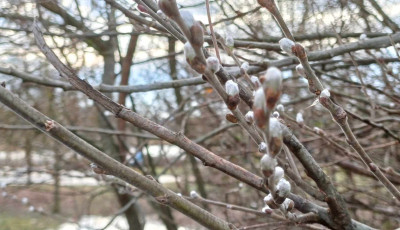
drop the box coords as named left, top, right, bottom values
left=253, top=88, right=266, bottom=110
left=177, top=193, right=182, bottom=197
left=296, top=64, right=305, bottom=76
left=296, top=112, right=304, bottom=124
left=253, top=88, right=267, bottom=128
left=272, top=166, right=284, bottom=184
left=245, top=111, right=254, bottom=124
left=251, top=76, right=261, bottom=88
left=276, top=178, right=291, bottom=198
left=180, top=10, right=195, bottom=28
left=263, top=193, right=273, bottom=203
left=279, top=38, right=295, bottom=55
left=262, top=205, right=273, bottom=214
left=184, top=42, right=196, bottom=61
left=263, top=193, right=279, bottom=209
left=21, top=197, right=29, bottom=205
left=263, top=67, right=282, bottom=110
left=225, top=80, right=239, bottom=96
left=269, top=117, right=282, bottom=134
left=359, top=33, right=367, bottom=40
left=313, top=127, right=321, bottom=134
left=276, top=104, right=284, bottom=112
left=190, top=190, right=199, bottom=198
left=320, top=89, right=330, bottom=99
left=272, top=111, right=279, bottom=118
left=206, top=56, right=220, bottom=73
left=265, top=67, right=282, bottom=82
left=241, top=62, right=249, bottom=72
left=29, top=206, right=35, bottom=212
left=260, top=154, right=277, bottom=178
left=225, top=35, right=234, bottom=47
left=269, top=118, right=283, bottom=156
left=282, top=198, right=295, bottom=212
left=259, top=142, right=267, bottom=153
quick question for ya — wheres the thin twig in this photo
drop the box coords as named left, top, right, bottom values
left=205, top=0, right=221, bottom=62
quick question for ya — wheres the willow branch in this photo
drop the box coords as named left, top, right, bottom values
left=31, top=19, right=375, bottom=230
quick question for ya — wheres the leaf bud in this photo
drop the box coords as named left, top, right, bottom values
left=90, top=163, right=108, bottom=175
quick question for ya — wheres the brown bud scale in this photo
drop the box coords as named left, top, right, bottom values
left=253, top=108, right=267, bottom=128
left=227, top=95, right=240, bottom=110
left=226, top=113, right=238, bottom=123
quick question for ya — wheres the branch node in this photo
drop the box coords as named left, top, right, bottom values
left=44, top=120, right=55, bottom=131
left=146, top=175, right=156, bottom=181
left=369, top=163, right=378, bottom=172
left=155, top=194, right=170, bottom=205
left=115, top=106, right=124, bottom=118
